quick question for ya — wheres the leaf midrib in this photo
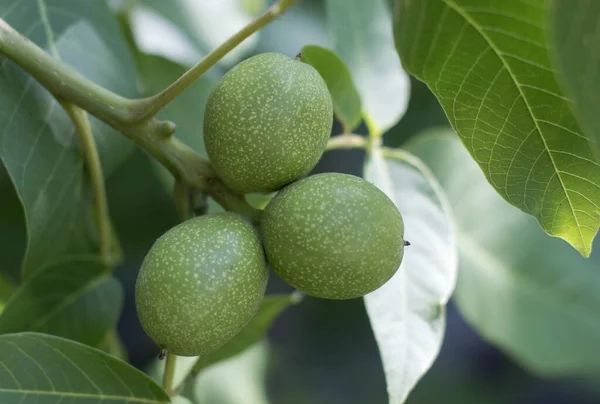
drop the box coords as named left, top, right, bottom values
left=0, top=388, right=166, bottom=403
left=441, top=0, right=587, bottom=253
left=366, top=151, right=411, bottom=396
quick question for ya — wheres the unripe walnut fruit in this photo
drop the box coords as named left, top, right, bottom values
left=260, top=173, right=405, bottom=299
left=135, top=213, right=268, bottom=356
left=204, top=52, right=333, bottom=194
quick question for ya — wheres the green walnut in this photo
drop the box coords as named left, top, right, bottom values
left=135, top=213, right=268, bottom=356
left=204, top=52, right=333, bottom=194
left=261, top=173, right=405, bottom=299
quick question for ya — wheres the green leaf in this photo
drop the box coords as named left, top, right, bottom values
left=326, top=0, right=410, bottom=136
left=0, top=257, right=123, bottom=347
left=364, top=150, right=457, bottom=403
left=395, top=0, right=600, bottom=256
left=408, top=130, right=600, bottom=375
left=193, top=293, right=301, bottom=373
left=0, top=332, right=169, bottom=403
left=0, top=1, right=138, bottom=277
left=1, top=1, right=138, bottom=175
left=551, top=0, right=600, bottom=160
left=301, top=45, right=363, bottom=131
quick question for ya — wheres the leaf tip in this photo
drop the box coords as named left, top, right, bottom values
left=559, top=232, right=594, bottom=258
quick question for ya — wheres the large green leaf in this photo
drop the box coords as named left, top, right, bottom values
left=326, top=0, right=410, bottom=136
left=0, top=257, right=122, bottom=347
left=0, top=1, right=138, bottom=276
left=395, top=0, right=600, bottom=256
left=408, top=130, right=600, bottom=375
left=364, top=150, right=457, bottom=403
left=301, top=45, right=362, bottom=131
left=551, top=0, right=600, bottom=160
left=0, top=332, right=169, bottom=403
left=1, top=0, right=137, bottom=175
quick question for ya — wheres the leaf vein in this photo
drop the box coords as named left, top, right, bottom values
left=443, top=0, right=591, bottom=252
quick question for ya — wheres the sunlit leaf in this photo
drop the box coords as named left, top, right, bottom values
left=395, top=0, right=600, bottom=255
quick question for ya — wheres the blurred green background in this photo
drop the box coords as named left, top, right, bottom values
left=2, top=0, right=600, bottom=403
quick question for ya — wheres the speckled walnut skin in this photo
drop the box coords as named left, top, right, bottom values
left=261, top=173, right=405, bottom=300
left=135, top=213, right=268, bottom=356
left=203, top=53, right=333, bottom=194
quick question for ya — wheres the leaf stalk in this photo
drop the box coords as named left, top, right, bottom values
left=162, top=353, right=177, bottom=396
left=61, top=103, right=114, bottom=265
